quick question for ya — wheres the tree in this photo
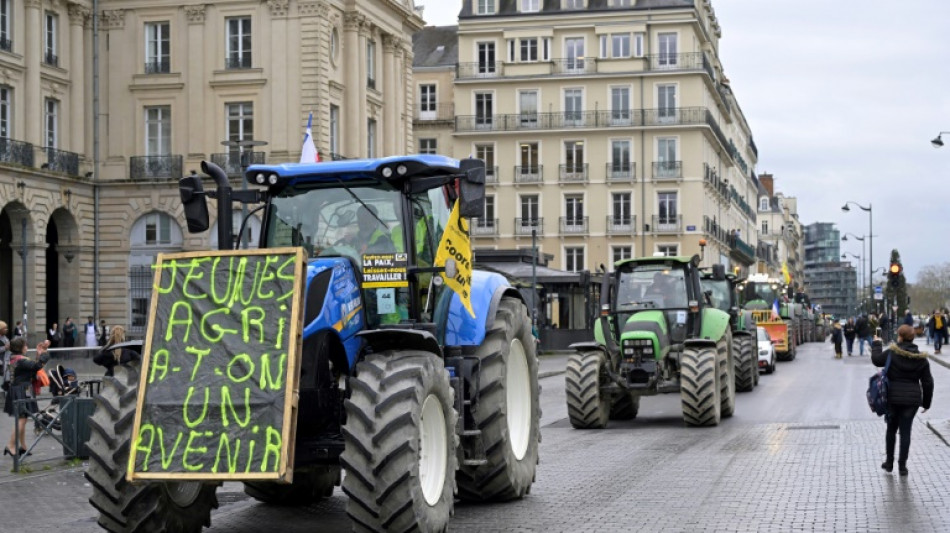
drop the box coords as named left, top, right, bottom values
left=908, top=261, right=950, bottom=313
left=883, top=249, right=909, bottom=319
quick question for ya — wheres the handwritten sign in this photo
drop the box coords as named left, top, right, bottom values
left=362, top=252, right=409, bottom=288
left=128, top=248, right=306, bottom=481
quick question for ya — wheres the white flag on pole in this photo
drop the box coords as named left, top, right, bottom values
left=300, top=112, right=320, bottom=163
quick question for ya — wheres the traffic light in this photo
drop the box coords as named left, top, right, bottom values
left=888, top=262, right=902, bottom=287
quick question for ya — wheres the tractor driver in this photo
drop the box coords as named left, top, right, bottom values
left=340, top=204, right=396, bottom=255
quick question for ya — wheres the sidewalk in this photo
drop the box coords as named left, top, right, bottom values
left=911, top=341, right=950, bottom=448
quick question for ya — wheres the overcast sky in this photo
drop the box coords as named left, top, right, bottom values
left=415, top=0, right=950, bottom=283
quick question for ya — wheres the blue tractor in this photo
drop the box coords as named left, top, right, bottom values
left=85, top=156, right=541, bottom=532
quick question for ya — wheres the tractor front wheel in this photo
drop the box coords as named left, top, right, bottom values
left=680, top=347, right=721, bottom=427
left=733, top=335, right=755, bottom=393
left=609, top=393, right=640, bottom=420
left=566, top=351, right=610, bottom=429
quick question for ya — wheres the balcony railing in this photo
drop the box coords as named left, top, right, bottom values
left=145, top=60, right=170, bottom=74
left=484, top=166, right=499, bottom=184
left=606, top=215, right=637, bottom=235
left=704, top=216, right=729, bottom=244
left=513, top=165, right=543, bottom=184
left=209, top=152, right=266, bottom=176
left=0, top=138, right=35, bottom=167
left=652, top=215, right=682, bottom=234
left=455, top=106, right=711, bottom=133
left=559, top=216, right=589, bottom=235
left=729, top=234, right=756, bottom=265
left=514, top=217, right=543, bottom=236
left=646, top=52, right=713, bottom=78
left=130, top=155, right=183, bottom=180
left=552, top=58, right=597, bottom=75
left=0, top=37, right=11, bottom=53
left=652, top=161, right=682, bottom=180
left=225, top=55, right=252, bottom=69
left=414, top=103, right=455, bottom=122
left=44, top=147, right=80, bottom=176
left=456, top=62, right=504, bottom=79
left=471, top=218, right=499, bottom=236
left=606, top=163, right=635, bottom=182
left=559, top=164, right=588, bottom=183
left=44, top=51, right=58, bottom=67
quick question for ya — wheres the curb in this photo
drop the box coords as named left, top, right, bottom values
left=929, top=355, right=950, bottom=370
left=925, top=419, right=950, bottom=447
left=538, top=370, right=565, bottom=379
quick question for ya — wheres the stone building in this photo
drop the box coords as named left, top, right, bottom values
left=0, top=0, right=424, bottom=340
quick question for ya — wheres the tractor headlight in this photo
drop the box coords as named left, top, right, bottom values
left=382, top=167, right=394, bottom=178
left=268, top=174, right=279, bottom=185
left=255, top=173, right=267, bottom=184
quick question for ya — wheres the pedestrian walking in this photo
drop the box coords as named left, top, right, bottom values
left=830, top=322, right=843, bottom=359
left=844, top=318, right=857, bottom=356
left=902, top=310, right=914, bottom=327
left=856, top=314, right=871, bottom=356
left=48, top=322, right=62, bottom=349
left=3, top=338, right=50, bottom=458
left=83, top=316, right=98, bottom=348
left=871, top=325, right=934, bottom=476
left=93, top=326, right=139, bottom=377
left=62, top=317, right=76, bottom=350
left=930, top=310, right=944, bottom=354
left=942, top=308, right=949, bottom=347
left=12, top=320, right=25, bottom=339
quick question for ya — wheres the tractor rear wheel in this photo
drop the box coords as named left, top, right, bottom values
left=609, top=393, right=640, bottom=420
left=244, top=466, right=340, bottom=505
left=457, top=296, right=540, bottom=502
left=718, top=333, right=736, bottom=418
left=566, top=351, right=610, bottom=429
left=733, top=335, right=755, bottom=392
left=680, top=347, right=721, bottom=426
left=85, top=362, right=218, bottom=533
left=341, top=352, right=458, bottom=533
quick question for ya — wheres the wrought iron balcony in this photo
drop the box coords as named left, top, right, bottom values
left=0, top=37, right=11, bottom=53
left=606, top=215, right=637, bottom=235
left=552, top=58, right=597, bottom=75
left=44, top=147, right=80, bottom=176
left=130, top=155, right=183, bottom=180
left=559, top=216, right=589, bottom=235
left=456, top=62, right=504, bottom=79
left=471, top=218, right=499, bottom=236
left=606, top=163, right=635, bottom=182
left=513, top=165, right=543, bottom=184
left=484, top=166, right=499, bottom=184
left=225, top=55, right=252, bottom=69
left=559, top=164, right=588, bottom=183
left=210, top=152, right=266, bottom=176
left=455, top=107, right=710, bottom=133
left=44, top=51, right=58, bottom=67
left=730, top=234, right=756, bottom=265
left=144, top=60, right=170, bottom=74
left=652, top=161, right=682, bottom=180
left=414, top=103, right=455, bottom=122
left=652, top=215, right=682, bottom=234
left=704, top=216, right=729, bottom=244
left=0, top=138, right=35, bottom=167
left=514, top=217, right=543, bottom=236
left=646, top=52, right=714, bottom=78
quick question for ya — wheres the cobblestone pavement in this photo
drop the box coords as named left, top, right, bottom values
left=1, top=342, right=947, bottom=532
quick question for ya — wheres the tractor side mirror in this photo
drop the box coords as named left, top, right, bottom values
left=179, top=174, right=210, bottom=233
left=458, top=158, right=486, bottom=219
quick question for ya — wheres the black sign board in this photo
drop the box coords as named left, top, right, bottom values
left=128, top=248, right=306, bottom=482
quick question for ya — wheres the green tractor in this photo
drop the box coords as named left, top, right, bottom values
left=701, top=265, right=759, bottom=392
left=565, top=255, right=736, bottom=428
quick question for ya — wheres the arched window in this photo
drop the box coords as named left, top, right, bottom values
left=210, top=212, right=261, bottom=249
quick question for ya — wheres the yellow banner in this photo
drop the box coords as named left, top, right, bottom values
left=435, top=202, right=475, bottom=317
left=781, top=262, right=791, bottom=285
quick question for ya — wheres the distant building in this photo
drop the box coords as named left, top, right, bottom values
left=803, top=222, right=858, bottom=318
left=755, top=173, right=804, bottom=286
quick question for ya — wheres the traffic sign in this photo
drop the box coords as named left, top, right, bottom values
left=874, top=286, right=884, bottom=300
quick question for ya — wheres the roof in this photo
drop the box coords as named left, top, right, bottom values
left=459, top=0, right=693, bottom=18
left=616, top=255, right=697, bottom=268
left=412, top=26, right=459, bottom=68
left=246, top=155, right=461, bottom=183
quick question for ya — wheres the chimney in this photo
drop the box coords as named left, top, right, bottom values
left=759, top=173, right=774, bottom=196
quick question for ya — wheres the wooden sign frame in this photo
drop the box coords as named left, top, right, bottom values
left=127, top=247, right=306, bottom=482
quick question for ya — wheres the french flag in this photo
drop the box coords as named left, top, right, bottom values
left=300, top=112, right=320, bottom=163
left=771, top=299, right=781, bottom=320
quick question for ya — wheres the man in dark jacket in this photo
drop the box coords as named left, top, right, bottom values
left=843, top=318, right=857, bottom=356
left=902, top=310, right=914, bottom=327
left=855, top=314, right=870, bottom=355
left=871, top=325, right=934, bottom=476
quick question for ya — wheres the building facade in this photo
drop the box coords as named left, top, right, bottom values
left=754, top=173, right=804, bottom=286
left=414, top=0, right=761, bottom=274
left=0, top=0, right=424, bottom=340
left=803, top=222, right=857, bottom=318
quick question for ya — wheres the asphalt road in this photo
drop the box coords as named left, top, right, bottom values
left=6, top=340, right=950, bottom=532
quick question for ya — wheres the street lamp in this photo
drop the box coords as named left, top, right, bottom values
left=842, top=201, right=873, bottom=314
left=841, top=251, right=864, bottom=291
left=931, top=131, right=950, bottom=148
left=841, top=233, right=868, bottom=308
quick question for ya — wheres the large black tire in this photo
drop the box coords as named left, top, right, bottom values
left=718, top=332, right=736, bottom=418
left=244, top=465, right=340, bottom=505
left=341, top=352, right=458, bottom=533
left=565, top=351, right=610, bottom=429
left=85, top=362, right=218, bottom=533
left=457, top=296, right=540, bottom=502
left=733, top=335, right=755, bottom=393
left=680, top=347, right=720, bottom=427
left=609, top=393, right=640, bottom=420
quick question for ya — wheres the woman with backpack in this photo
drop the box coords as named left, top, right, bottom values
left=4, top=338, right=50, bottom=458
left=871, top=325, right=934, bottom=476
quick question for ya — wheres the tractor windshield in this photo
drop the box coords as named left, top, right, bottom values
left=616, top=263, right=689, bottom=310
left=703, top=279, right=731, bottom=313
left=741, top=281, right=782, bottom=306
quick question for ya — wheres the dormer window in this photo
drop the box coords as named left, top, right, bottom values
left=477, top=0, right=497, bottom=15
left=521, top=0, right=539, bottom=12
left=759, top=197, right=769, bottom=211
left=564, top=0, right=585, bottom=9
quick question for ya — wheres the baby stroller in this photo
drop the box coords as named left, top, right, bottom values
left=35, top=365, right=83, bottom=433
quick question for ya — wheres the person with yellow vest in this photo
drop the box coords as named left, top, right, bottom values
left=342, top=205, right=395, bottom=255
